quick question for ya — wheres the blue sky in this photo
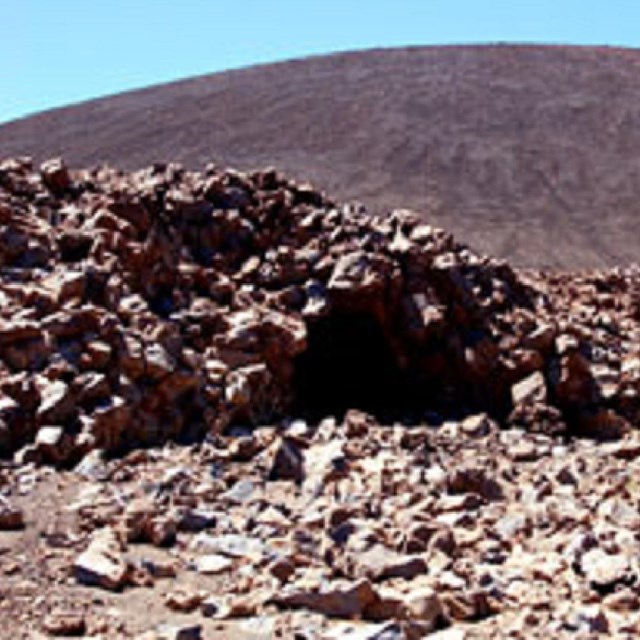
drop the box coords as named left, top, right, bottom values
left=2, top=0, right=639, bottom=124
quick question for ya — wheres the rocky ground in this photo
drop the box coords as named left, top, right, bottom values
left=4, top=412, right=640, bottom=638
left=3, top=157, right=640, bottom=638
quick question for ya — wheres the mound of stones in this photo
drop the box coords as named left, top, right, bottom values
left=1, top=156, right=639, bottom=465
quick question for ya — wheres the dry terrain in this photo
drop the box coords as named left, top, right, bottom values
left=2, top=158, right=640, bottom=638
left=4, top=43, right=640, bottom=639
left=2, top=46, right=640, bottom=267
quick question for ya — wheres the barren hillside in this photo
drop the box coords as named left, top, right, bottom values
left=2, top=45, right=640, bottom=268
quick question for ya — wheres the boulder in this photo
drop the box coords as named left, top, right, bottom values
left=35, top=425, right=69, bottom=464
left=351, top=544, right=428, bottom=581
left=40, top=158, right=72, bottom=193
left=267, top=436, right=305, bottom=483
left=74, top=528, right=129, bottom=591
left=36, top=380, right=75, bottom=424
left=0, top=496, right=24, bottom=530
left=511, top=371, right=547, bottom=406
left=271, top=578, right=379, bottom=618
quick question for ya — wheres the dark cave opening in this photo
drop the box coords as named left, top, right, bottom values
left=292, top=311, right=420, bottom=422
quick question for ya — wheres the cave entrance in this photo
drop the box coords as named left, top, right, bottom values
left=293, top=311, right=416, bottom=422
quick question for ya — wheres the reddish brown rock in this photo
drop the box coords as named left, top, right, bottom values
left=511, top=371, right=547, bottom=407
left=74, top=528, right=129, bottom=591
left=267, top=436, right=305, bottom=483
left=271, top=578, right=379, bottom=618
left=40, top=158, right=72, bottom=193
left=0, top=496, right=24, bottom=530
left=164, top=587, right=203, bottom=613
left=42, top=611, right=86, bottom=637
left=0, top=156, right=638, bottom=463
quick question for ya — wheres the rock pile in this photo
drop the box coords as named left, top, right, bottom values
left=1, top=156, right=640, bottom=467
left=4, top=157, right=640, bottom=637
left=4, top=408, right=640, bottom=637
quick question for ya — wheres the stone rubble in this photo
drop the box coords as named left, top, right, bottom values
left=3, top=413, right=640, bottom=637
left=2, top=157, right=640, bottom=464
left=2, top=158, right=640, bottom=637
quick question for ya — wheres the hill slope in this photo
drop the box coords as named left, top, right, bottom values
left=2, top=45, right=640, bottom=268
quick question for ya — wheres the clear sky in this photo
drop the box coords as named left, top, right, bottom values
left=2, top=0, right=639, bottom=124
